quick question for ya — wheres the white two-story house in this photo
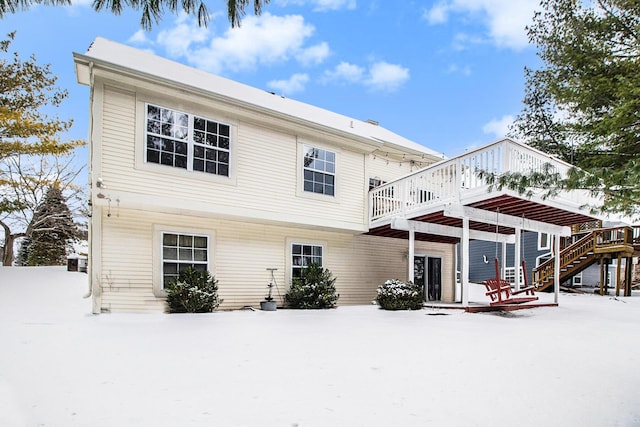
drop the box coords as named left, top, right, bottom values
left=74, top=38, right=453, bottom=313
left=75, top=38, right=606, bottom=314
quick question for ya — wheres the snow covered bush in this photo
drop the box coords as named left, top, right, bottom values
left=165, top=267, right=222, bottom=313
left=376, top=279, right=424, bottom=310
left=285, top=264, right=339, bottom=309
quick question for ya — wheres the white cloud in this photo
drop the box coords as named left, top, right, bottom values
left=267, top=73, right=310, bottom=95
left=423, top=0, right=538, bottom=50
left=323, top=61, right=365, bottom=83
left=296, top=42, right=331, bottom=66
left=145, top=13, right=322, bottom=74
left=322, top=61, right=409, bottom=92
left=192, top=13, right=315, bottom=73
left=274, top=0, right=357, bottom=11
left=156, top=14, right=210, bottom=58
left=127, top=30, right=150, bottom=45
left=423, top=2, right=449, bottom=25
left=364, top=62, right=410, bottom=92
left=483, top=114, right=514, bottom=138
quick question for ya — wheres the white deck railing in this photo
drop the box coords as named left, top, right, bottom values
left=369, top=139, right=575, bottom=225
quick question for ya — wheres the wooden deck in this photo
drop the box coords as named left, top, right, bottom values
left=423, top=301, right=559, bottom=313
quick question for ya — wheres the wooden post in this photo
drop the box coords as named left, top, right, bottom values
left=625, top=256, right=633, bottom=297
left=616, top=254, right=622, bottom=297
left=599, top=257, right=606, bottom=296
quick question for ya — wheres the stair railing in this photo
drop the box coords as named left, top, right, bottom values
left=533, top=225, right=639, bottom=289
left=532, top=231, right=596, bottom=288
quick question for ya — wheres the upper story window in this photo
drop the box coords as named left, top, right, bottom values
left=146, top=104, right=230, bottom=177
left=303, top=145, right=335, bottom=196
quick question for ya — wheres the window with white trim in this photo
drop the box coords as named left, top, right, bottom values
left=162, top=232, right=209, bottom=287
left=146, top=104, right=230, bottom=177
left=504, top=266, right=524, bottom=286
left=291, top=243, right=323, bottom=279
left=572, top=273, right=582, bottom=286
left=369, top=178, right=386, bottom=190
left=538, top=232, right=550, bottom=250
left=303, top=145, right=335, bottom=196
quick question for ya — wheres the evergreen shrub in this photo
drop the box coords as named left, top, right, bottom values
left=376, top=279, right=424, bottom=310
left=165, top=267, right=222, bottom=313
left=285, top=263, right=339, bottom=309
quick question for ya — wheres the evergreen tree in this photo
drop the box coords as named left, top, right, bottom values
left=15, top=236, right=31, bottom=266
left=26, top=187, right=78, bottom=266
left=505, top=0, right=640, bottom=219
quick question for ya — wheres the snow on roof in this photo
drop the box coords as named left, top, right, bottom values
left=75, top=37, right=443, bottom=160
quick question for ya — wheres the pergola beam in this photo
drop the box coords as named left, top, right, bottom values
left=391, top=217, right=515, bottom=243
left=443, top=204, right=572, bottom=236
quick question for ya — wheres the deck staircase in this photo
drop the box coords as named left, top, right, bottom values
left=532, top=226, right=640, bottom=291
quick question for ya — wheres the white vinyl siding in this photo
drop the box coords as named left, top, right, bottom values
left=96, top=208, right=456, bottom=312
left=366, top=153, right=419, bottom=185
left=98, top=85, right=369, bottom=229
left=91, top=82, right=456, bottom=313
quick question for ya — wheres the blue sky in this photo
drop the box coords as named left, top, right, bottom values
left=4, top=0, right=542, bottom=158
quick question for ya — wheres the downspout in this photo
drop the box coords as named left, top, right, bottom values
left=83, top=61, right=95, bottom=302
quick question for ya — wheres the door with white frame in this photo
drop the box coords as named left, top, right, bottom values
left=414, top=255, right=443, bottom=301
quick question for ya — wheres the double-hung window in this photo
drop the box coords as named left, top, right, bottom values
left=369, top=178, right=386, bottom=190
left=303, top=145, right=335, bottom=196
left=538, top=232, right=550, bottom=251
left=291, top=243, right=323, bottom=279
left=146, top=104, right=230, bottom=177
left=161, top=232, right=208, bottom=287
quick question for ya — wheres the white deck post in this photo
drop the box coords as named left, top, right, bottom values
left=554, top=234, right=561, bottom=304
left=408, top=228, right=415, bottom=283
left=514, top=227, right=521, bottom=290
left=501, top=241, right=507, bottom=282
left=461, top=216, right=470, bottom=307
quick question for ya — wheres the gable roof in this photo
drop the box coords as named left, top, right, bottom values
left=74, top=37, right=443, bottom=161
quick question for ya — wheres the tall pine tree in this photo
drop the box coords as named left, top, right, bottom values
left=505, top=0, right=640, bottom=219
left=26, top=187, right=78, bottom=266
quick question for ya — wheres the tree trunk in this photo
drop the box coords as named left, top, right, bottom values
left=0, top=220, right=24, bottom=267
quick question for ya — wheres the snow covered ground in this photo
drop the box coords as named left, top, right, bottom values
left=1, top=266, right=639, bottom=427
